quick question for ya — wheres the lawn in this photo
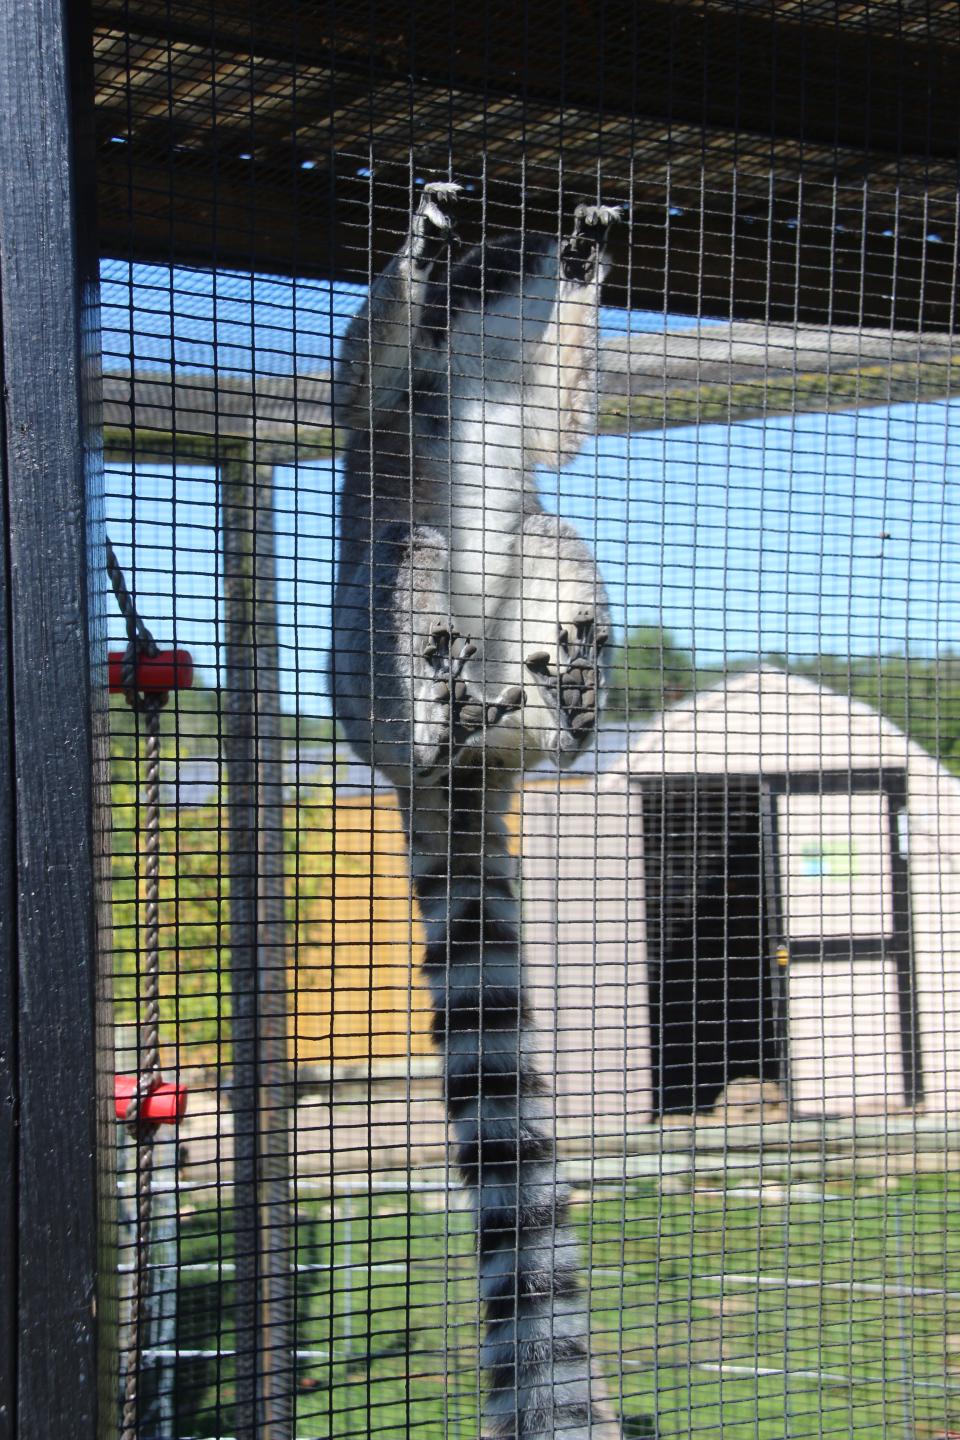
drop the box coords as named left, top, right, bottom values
left=143, top=1169, right=960, bottom=1440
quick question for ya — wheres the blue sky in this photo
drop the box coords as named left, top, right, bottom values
left=102, top=261, right=960, bottom=714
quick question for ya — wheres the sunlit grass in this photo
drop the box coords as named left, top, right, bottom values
left=156, top=1170, right=960, bottom=1439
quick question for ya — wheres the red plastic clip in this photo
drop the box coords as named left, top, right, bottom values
left=108, top=649, right=194, bottom=696
left=114, top=1075, right=188, bottom=1124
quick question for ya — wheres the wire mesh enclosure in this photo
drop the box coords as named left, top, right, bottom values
left=7, top=3, right=960, bottom=1439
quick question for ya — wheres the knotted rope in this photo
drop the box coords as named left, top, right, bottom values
left=107, top=537, right=166, bottom=1440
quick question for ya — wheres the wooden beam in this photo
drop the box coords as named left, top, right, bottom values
left=101, top=322, right=960, bottom=464
left=102, top=368, right=335, bottom=462
left=1, top=0, right=110, bottom=1435
left=600, top=356, right=960, bottom=433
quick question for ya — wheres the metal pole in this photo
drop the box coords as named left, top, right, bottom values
left=222, top=450, right=293, bottom=1440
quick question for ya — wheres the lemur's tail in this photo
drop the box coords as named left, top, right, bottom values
left=403, top=757, right=621, bottom=1440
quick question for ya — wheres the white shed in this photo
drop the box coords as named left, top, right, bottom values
left=520, top=667, right=960, bottom=1130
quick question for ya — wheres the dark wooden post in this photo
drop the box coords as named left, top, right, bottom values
left=0, top=3, right=112, bottom=1439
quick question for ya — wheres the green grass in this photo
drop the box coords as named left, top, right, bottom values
left=152, top=1170, right=960, bottom=1439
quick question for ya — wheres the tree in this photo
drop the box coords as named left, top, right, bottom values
left=603, top=625, right=695, bottom=722
left=782, top=650, right=960, bottom=779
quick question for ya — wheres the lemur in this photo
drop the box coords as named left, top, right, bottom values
left=330, top=182, right=622, bottom=1440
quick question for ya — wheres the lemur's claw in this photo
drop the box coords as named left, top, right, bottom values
left=572, top=202, right=624, bottom=233
left=421, top=626, right=519, bottom=754
left=422, top=181, right=463, bottom=202
left=431, top=677, right=468, bottom=704
left=526, top=613, right=606, bottom=749
left=562, top=203, right=620, bottom=282
left=428, top=623, right=463, bottom=654
left=496, top=685, right=526, bottom=714
left=427, top=625, right=469, bottom=670
left=461, top=684, right=525, bottom=732
left=417, top=183, right=462, bottom=241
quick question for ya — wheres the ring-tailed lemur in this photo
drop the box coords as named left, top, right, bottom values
left=331, top=182, right=622, bottom=1439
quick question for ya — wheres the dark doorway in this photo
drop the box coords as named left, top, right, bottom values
left=642, top=777, right=780, bottom=1115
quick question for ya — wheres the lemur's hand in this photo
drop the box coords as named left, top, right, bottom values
left=525, top=610, right=608, bottom=749
left=561, top=202, right=623, bottom=282
left=416, top=181, right=463, bottom=243
left=416, top=625, right=524, bottom=778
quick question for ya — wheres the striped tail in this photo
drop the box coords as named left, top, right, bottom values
left=401, top=758, right=621, bottom=1440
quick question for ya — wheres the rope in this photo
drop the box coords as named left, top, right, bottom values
left=107, top=536, right=167, bottom=1440
left=106, top=536, right=162, bottom=710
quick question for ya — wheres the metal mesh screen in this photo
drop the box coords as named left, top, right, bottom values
left=93, top=4, right=960, bottom=1438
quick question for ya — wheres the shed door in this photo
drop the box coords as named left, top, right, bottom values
left=763, top=769, right=919, bottom=1112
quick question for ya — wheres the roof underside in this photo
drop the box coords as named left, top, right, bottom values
left=91, top=1, right=960, bottom=332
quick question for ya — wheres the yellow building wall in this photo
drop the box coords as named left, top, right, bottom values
left=290, top=785, right=564, bottom=1068
left=291, top=794, right=434, bottom=1065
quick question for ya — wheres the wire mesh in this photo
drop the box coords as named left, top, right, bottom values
left=93, top=3, right=960, bottom=1438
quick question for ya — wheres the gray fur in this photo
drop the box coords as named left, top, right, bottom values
left=330, top=184, right=621, bottom=1438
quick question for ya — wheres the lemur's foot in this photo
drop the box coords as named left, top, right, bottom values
left=560, top=202, right=623, bottom=283
left=410, top=182, right=462, bottom=268
left=525, top=611, right=608, bottom=746
left=420, top=624, right=524, bottom=774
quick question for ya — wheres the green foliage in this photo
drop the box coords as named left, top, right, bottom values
left=108, top=682, right=333, bottom=761
left=785, top=650, right=960, bottom=778
left=604, top=625, right=960, bottom=777
left=111, top=699, right=336, bottom=1068
left=603, top=625, right=698, bottom=722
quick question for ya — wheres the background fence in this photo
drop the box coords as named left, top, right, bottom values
left=4, top=3, right=960, bottom=1439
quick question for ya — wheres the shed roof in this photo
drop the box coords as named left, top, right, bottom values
left=602, top=667, right=928, bottom=781
left=89, top=1, right=960, bottom=330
